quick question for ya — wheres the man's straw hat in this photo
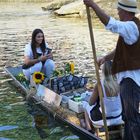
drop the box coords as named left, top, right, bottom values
left=117, top=0, right=140, bottom=13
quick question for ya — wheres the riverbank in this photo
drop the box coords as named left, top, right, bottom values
left=42, top=0, right=118, bottom=19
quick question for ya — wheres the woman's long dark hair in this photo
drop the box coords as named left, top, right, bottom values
left=31, top=29, right=46, bottom=59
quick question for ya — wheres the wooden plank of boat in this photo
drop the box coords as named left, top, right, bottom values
left=5, top=66, right=28, bottom=95
left=5, top=66, right=101, bottom=140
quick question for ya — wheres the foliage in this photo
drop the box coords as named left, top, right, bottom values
left=53, top=69, right=63, bottom=77
left=15, top=73, right=26, bottom=82
left=52, top=62, right=75, bottom=77
left=15, top=73, right=29, bottom=88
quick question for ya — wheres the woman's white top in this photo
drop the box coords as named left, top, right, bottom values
left=24, top=42, right=49, bottom=59
left=100, top=80, right=122, bottom=117
left=82, top=80, right=123, bottom=126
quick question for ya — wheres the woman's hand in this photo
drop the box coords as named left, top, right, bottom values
left=39, top=53, right=53, bottom=62
left=39, top=55, right=47, bottom=62
left=46, top=53, right=53, bottom=59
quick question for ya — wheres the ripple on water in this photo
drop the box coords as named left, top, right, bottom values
left=0, top=138, right=13, bottom=140
left=0, top=125, right=18, bottom=132
left=60, top=135, right=79, bottom=140
left=0, top=87, right=9, bottom=93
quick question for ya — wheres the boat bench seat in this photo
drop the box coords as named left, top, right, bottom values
left=92, top=118, right=124, bottom=139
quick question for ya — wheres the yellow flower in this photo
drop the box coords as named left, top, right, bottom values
left=69, top=62, right=75, bottom=74
left=32, top=72, right=45, bottom=84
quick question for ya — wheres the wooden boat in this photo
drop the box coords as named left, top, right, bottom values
left=5, top=66, right=101, bottom=140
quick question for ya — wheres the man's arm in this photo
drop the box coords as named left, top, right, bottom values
left=83, top=0, right=110, bottom=26
left=104, top=49, right=116, bottom=61
left=98, top=49, right=116, bottom=67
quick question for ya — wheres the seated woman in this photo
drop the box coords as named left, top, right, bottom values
left=82, top=60, right=122, bottom=131
left=22, top=29, right=55, bottom=81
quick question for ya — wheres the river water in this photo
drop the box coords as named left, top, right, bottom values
left=0, top=1, right=118, bottom=140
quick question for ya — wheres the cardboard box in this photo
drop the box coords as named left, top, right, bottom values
left=37, top=84, right=62, bottom=107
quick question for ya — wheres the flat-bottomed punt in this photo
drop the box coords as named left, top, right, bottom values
left=5, top=66, right=101, bottom=140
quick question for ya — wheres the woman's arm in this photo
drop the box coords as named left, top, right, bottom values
left=24, top=56, right=41, bottom=66
left=89, top=84, right=99, bottom=106
left=24, top=44, right=41, bottom=65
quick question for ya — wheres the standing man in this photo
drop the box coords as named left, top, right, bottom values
left=83, top=0, right=140, bottom=140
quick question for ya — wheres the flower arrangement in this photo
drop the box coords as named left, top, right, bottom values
left=52, top=69, right=62, bottom=77
left=15, top=73, right=29, bottom=88
left=52, top=61, right=75, bottom=77
left=32, top=71, right=45, bottom=84
left=69, top=62, right=75, bottom=74
left=16, top=73, right=27, bottom=82
left=65, top=62, right=75, bottom=74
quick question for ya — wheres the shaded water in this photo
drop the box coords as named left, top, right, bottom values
left=0, top=1, right=118, bottom=139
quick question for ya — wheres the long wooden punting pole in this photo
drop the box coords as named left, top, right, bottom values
left=85, top=6, right=109, bottom=140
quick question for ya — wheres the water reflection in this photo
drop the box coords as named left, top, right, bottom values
left=0, top=125, right=18, bottom=132
left=0, top=138, right=13, bottom=140
left=60, top=135, right=79, bottom=140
